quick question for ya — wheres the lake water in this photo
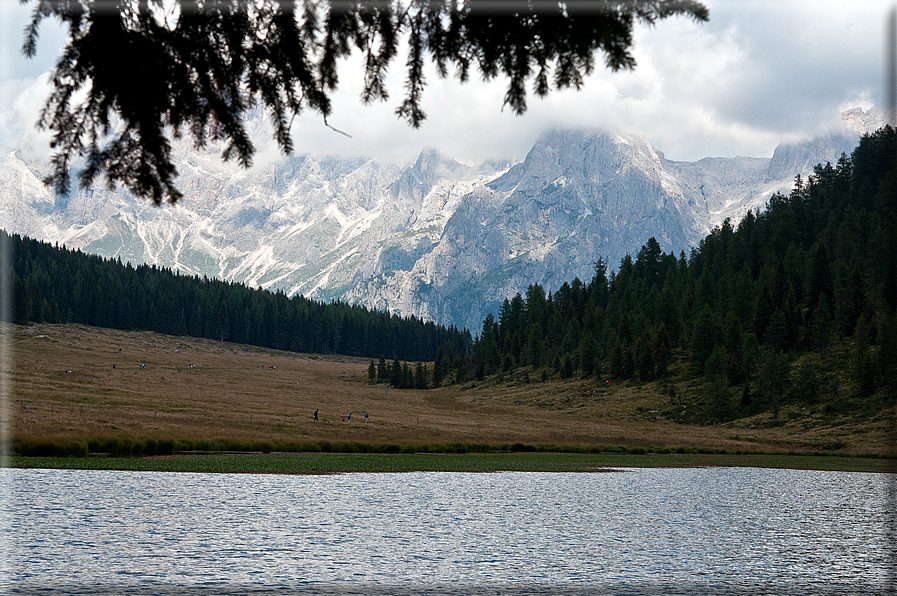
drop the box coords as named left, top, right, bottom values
left=1, top=467, right=894, bottom=595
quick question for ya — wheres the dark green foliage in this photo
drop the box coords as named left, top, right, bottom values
left=705, top=346, right=730, bottom=423
left=793, top=359, right=821, bottom=404
left=390, top=356, right=402, bottom=387
left=578, top=332, right=598, bottom=376
left=378, top=355, right=388, bottom=382
left=477, top=313, right=500, bottom=375
left=22, top=0, right=707, bottom=204
left=690, top=305, right=720, bottom=373
left=806, top=245, right=833, bottom=310
left=402, top=361, right=412, bottom=388
left=560, top=355, right=574, bottom=379
left=501, top=353, right=514, bottom=373
left=634, top=330, right=654, bottom=382
left=5, top=232, right=466, bottom=363
left=852, top=315, right=870, bottom=383
left=704, top=345, right=727, bottom=380
left=723, top=315, right=744, bottom=384
left=877, top=312, right=897, bottom=400
left=809, top=294, right=833, bottom=351
left=431, top=350, right=444, bottom=387
left=740, top=382, right=752, bottom=406
left=741, top=333, right=761, bottom=382
left=609, top=338, right=626, bottom=380
left=448, top=126, right=897, bottom=419
left=858, top=351, right=877, bottom=398
left=368, top=361, right=376, bottom=384
left=414, top=362, right=428, bottom=390
left=653, top=323, right=672, bottom=378
left=758, top=349, right=788, bottom=418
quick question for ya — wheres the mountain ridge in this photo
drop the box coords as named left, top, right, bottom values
left=0, top=111, right=874, bottom=330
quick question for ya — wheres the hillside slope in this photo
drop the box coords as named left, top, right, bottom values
left=7, top=323, right=893, bottom=456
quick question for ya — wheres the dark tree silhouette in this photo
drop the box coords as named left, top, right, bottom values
left=22, top=0, right=708, bottom=204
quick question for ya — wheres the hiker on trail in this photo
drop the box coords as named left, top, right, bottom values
left=348, top=413, right=352, bottom=422
left=341, top=414, right=346, bottom=422
left=365, top=412, right=369, bottom=423
left=314, top=409, right=318, bottom=421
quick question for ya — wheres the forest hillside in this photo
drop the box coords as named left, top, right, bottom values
left=5, top=231, right=469, bottom=363
left=428, top=127, right=897, bottom=427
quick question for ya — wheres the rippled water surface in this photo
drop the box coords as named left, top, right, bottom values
left=2, top=467, right=894, bottom=594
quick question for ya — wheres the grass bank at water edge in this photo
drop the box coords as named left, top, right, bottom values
left=5, top=451, right=896, bottom=474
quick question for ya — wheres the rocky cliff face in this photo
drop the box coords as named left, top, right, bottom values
left=0, top=112, right=869, bottom=331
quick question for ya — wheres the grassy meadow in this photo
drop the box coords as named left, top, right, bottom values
left=3, top=323, right=895, bottom=470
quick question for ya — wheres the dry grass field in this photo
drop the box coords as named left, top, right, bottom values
left=3, top=323, right=894, bottom=455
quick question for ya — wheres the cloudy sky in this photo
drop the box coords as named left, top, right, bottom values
left=0, top=1, right=891, bottom=168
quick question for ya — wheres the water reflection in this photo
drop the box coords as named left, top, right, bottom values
left=2, top=467, right=894, bottom=594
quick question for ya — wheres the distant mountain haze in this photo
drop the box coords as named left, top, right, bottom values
left=0, top=110, right=874, bottom=331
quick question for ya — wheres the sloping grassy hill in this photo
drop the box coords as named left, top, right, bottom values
left=5, top=323, right=893, bottom=457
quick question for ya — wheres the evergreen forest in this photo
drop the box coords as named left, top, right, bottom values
left=5, top=233, right=469, bottom=362
left=427, top=127, right=897, bottom=422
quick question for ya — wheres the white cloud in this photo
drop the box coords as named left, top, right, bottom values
left=0, top=74, right=55, bottom=159
left=1, top=0, right=892, bottom=168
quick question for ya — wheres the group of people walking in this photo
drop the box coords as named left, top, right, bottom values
left=314, top=409, right=368, bottom=423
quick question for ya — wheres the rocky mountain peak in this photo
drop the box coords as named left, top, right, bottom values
left=0, top=120, right=868, bottom=331
left=766, top=133, right=858, bottom=182
left=841, top=107, right=885, bottom=135
left=389, top=146, right=469, bottom=201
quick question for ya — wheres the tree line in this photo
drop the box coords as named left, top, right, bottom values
left=6, top=232, right=469, bottom=362
left=429, top=126, right=897, bottom=417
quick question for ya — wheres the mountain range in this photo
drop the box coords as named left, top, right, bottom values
left=0, top=108, right=877, bottom=331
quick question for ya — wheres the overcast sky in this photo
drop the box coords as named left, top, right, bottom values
left=0, top=1, right=891, bottom=168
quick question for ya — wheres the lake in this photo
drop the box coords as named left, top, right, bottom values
left=2, top=466, right=894, bottom=594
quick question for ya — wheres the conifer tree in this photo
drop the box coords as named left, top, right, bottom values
left=758, top=349, right=788, bottom=419
left=690, top=305, right=719, bottom=372
left=810, top=294, right=833, bottom=351
left=501, top=353, right=514, bottom=373
left=578, top=332, right=598, bottom=376
left=561, top=355, right=574, bottom=379
left=705, top=346, right=729, bottom=423
left=414, top=362, right=427, bottom=390
left=390, top=356, right=403, bottom=387
left=653, top=323, right=672, bottom=378
left=402, top=361, right=412, bottom=389
left=378, top=355, right=388, bottom=382
left=610, top=338, right=625, bottom=380
left=634, top=330, right=654, bottom=382
left=794, top=359, right=820, bottom=404
left=432, top=346, right=446, bottom=388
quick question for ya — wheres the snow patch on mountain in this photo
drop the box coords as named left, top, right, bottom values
left=0, top=109, right=871, bottom=330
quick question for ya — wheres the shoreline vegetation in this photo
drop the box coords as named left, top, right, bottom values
left=6, top=451, right=896, bottom=475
